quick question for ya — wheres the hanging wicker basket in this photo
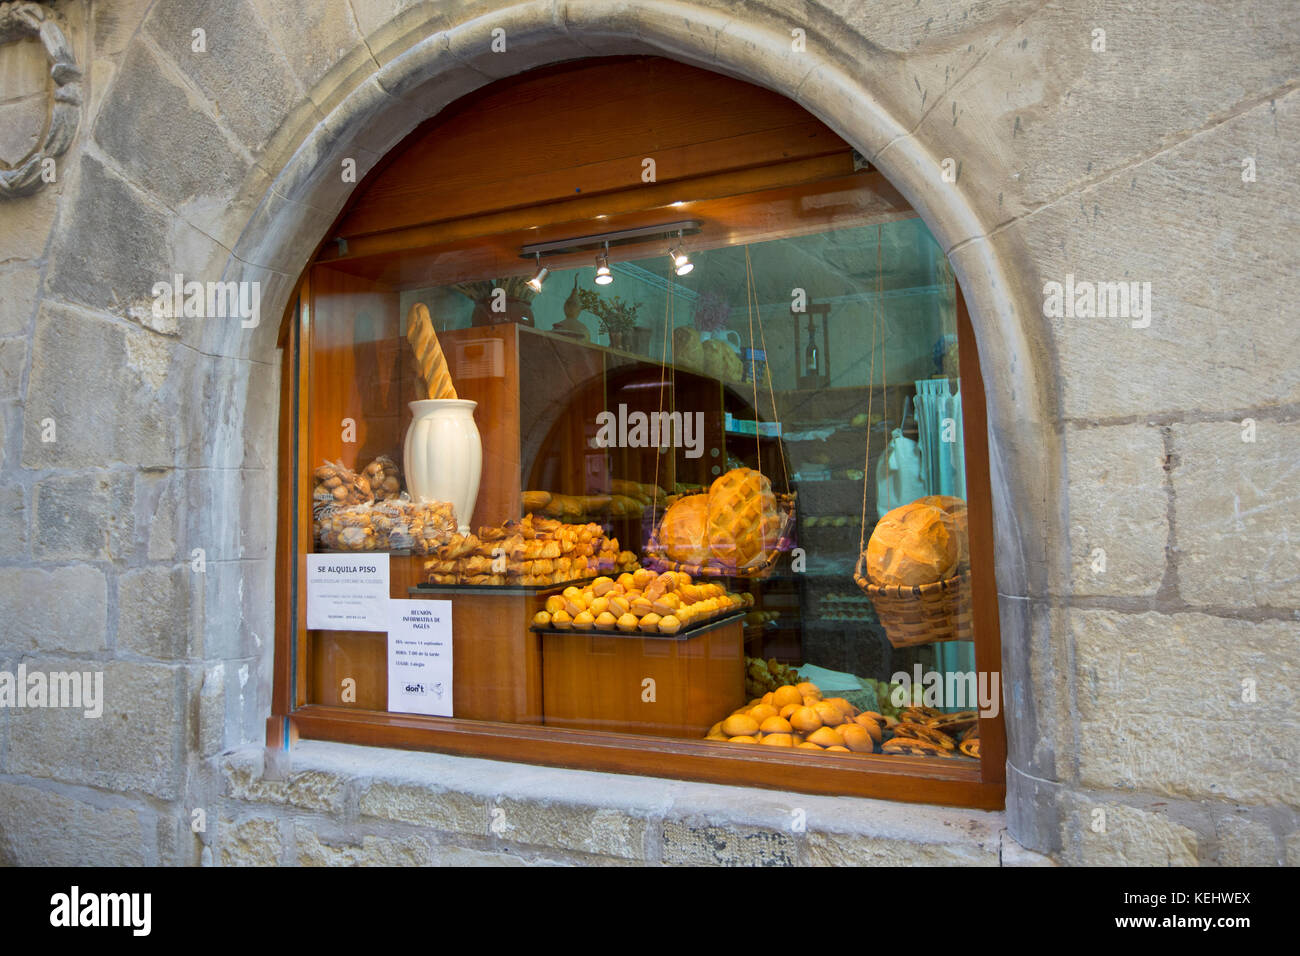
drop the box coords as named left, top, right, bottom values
left=853, top=553, right=972, bottom=648
left=644, top=494, right=797, bottom=580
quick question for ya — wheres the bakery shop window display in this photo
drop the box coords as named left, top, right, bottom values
left=298, top=211, right=989, bottom=768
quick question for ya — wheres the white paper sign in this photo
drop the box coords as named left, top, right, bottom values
left=387, top=599, right=453, bottom=716
left=306, top=554, right=390, bottom=632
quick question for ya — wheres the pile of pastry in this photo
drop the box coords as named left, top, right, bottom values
left=532, top=568, right=750, bottom=634
left=882, top=706, right=980, bottom=758
left=314, top=456, right=460, bottom=553
left=705, top=686, right=980, bottom=759
left=424, top=514, right=638, bottom=586
left=317, top=498, right=457, bottom=553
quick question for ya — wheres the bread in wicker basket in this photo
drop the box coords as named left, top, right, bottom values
left=857, top=496, right=971, bottom=647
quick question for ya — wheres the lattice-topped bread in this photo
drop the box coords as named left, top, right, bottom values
left=705, top=467, right=781, bottom=570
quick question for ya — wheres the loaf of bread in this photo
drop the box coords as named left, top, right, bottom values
left=917, top=494, right=969, bottom=569
left=864, top=498, right=959, bottom=587
left=406, top=302, right=457, bottom=400
left=701, top=338, right=742, bottom=381
left=706, top=467, right=781, bottom=569
left=672, top=326, right=704, bottom=370
left=660, top=494, right=710, bottom=565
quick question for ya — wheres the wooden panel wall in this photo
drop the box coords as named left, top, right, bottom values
left=336, top=57, right=849, bottom=240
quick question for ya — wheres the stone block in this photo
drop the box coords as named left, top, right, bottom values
left=359, top=780, right=489, bottom=836
left=251, top=0, right=369, bottom=111
left=224, top=748, right=347, bottom=813
left=33, top=470, right=135, bottom=562
left=0, top=782, right=146, bottom=866
left=0, top=482, right=28, bottom=559
left=428, top=843, right=528, bottom=866
left=493, top=798, right=650, bottom=860
left=1213, top=812, right=1282, bottom=866
left=145, top=0, right=303, bottom=153
left=199, top=662, right=226, bottom=756
left=218, top=815, right=282, bottom=866
left=1074, top=610, right=1299, bottom=804
left=0, top=566, right=107, bottom=652
left=1002, top=90, right=1300, bottom=419
left=1066, top=423, right=1168, bottom=597
left=909, top=1, right=1299, bottom=223
left=803, top=828, right=999, bottom=866
left=0, top=269, right=40, bottom=337
left=999, top=598, right=1071, bottom=782
left=0, top=174, right=61, bottom=263
left=92, top=41, right=253, bottom=237
left=295, top=826, right=432, bottom=866
left=136, top=469, right=182, bottom=562
left=1287, top=829, right=1300, bottom=866
left=93, top=0, right=155, bottom=58
left=22, top=302, right=177, bottom=469
left=0, top=337, right=25, bottom=399
left=182, top=467, right=271, bottom=562
left=999, top=829, right=1058, bottom=866
left=117, top=565, right=193, bottom=659
left=1066, top=799, right=1199, bottom=866
left=193, top=557, right=273, bottom=661
left=44, top=155, right=169, bottom=318
left=9, top=659, right=181, bottom=799
left=661, top=820, right=796, bottom=866
left=1172, top=420, right=1300, bottom=608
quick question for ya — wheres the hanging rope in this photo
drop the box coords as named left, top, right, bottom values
left=859, top=224, right=885, bottom=557
left=651, top=267, right=676, bottom=523
left=747, top=248, right=791, bottom=496
left=743, top=247, right=763, bottom=477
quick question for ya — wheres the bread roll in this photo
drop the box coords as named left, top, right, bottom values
left=865, top=499, right=959, bottom=586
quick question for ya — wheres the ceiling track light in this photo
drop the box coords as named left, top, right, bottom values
left=526, top=253, right=549, bottom=293
left=519, top=220, right=701, bottom=259
left=594, top=242, right=613, bottom=285
left=667, top=238, right=693, bottom=276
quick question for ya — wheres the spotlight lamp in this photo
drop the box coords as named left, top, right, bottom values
left=526, top=253, right=549, bottom=293
left=595, top=242, right=613, bottom=285
left=667, top=242, right=693, bottom=276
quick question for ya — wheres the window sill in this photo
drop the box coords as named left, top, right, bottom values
left=216, top=741, right=1039, bottom=866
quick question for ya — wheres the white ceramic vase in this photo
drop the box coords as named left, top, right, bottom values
left=403, top=399, right=482, bottom=534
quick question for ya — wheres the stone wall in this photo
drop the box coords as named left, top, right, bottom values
left=0, top=0, right=1295, bottom=866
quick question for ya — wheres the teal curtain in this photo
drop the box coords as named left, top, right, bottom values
left=914, top=378, right=974, bottom=708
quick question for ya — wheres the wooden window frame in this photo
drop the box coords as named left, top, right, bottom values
left=268, top=58, right=1006, bottom=810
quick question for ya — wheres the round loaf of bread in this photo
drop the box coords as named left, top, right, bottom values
left=865, top=499, right=959, bottom=586
left=660, top=494, right=710, bottom=564
left=917, top=494, right=969, bottom=569
left=672, top=325, right=705, bottom=371
left=706, top=467, right=781, bottom=570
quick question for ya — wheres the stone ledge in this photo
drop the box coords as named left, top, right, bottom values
left=219, top=741, right=1008, bottom=866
